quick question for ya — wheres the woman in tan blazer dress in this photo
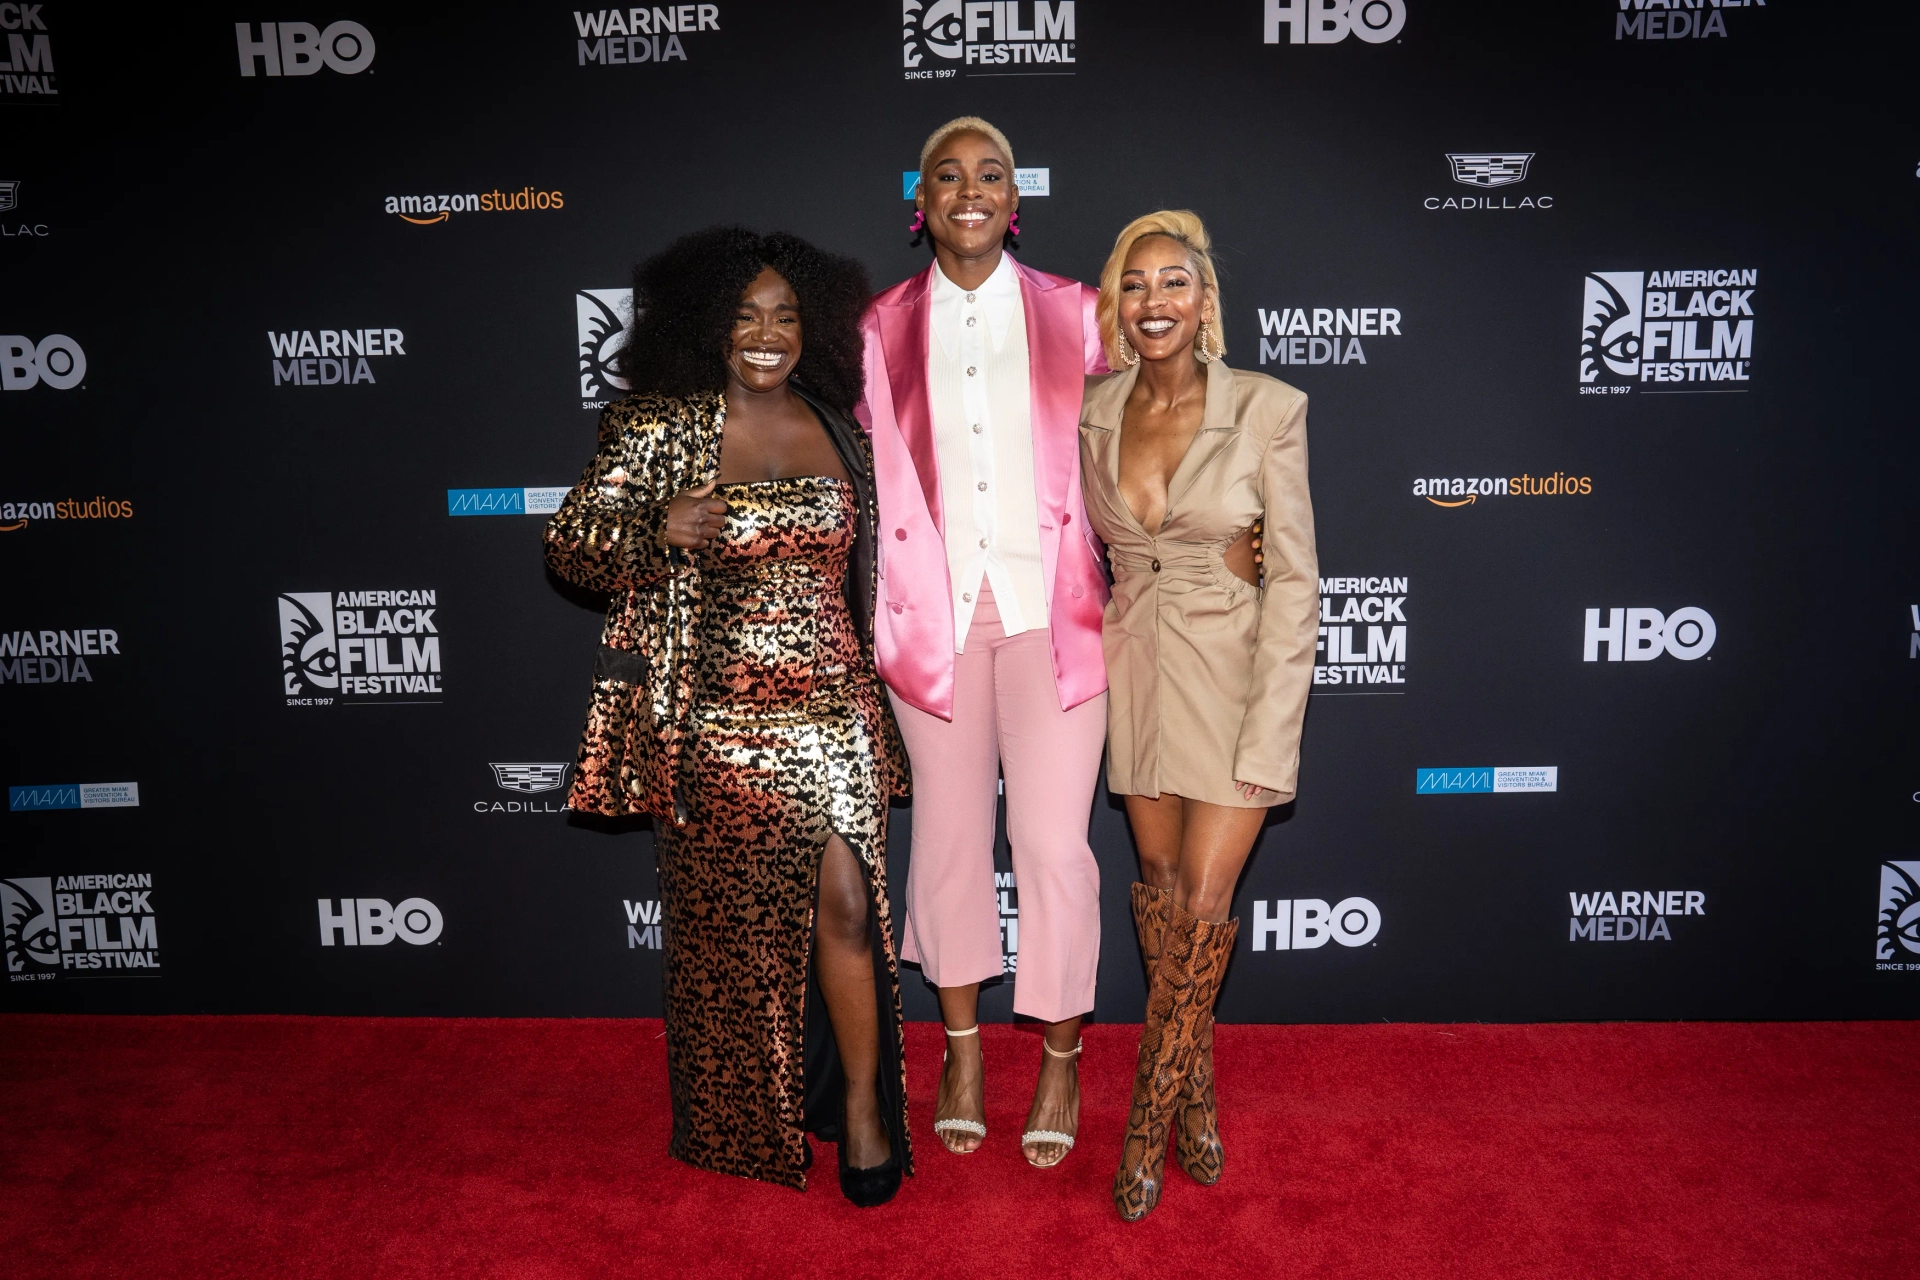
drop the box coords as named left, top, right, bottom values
left=1078, top=212, right=1318, bottom=1221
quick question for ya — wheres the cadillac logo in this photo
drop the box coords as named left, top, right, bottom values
left=490, top=762, right=571, bottom=794
left=0, top=182, right=18, bottom=213
left=1446, top=154, right=1534, bottom=188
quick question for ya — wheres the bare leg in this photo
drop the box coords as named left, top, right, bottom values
left=1171, top=802, right=1268, bottom=922
left=934, top=982, right=986, bottom=1153
left=1124, top=793, right=1186, bottom=897
left=815, top=835, right=890, bottom=1170
left=1021, top=1014, right=1083, bottom=1166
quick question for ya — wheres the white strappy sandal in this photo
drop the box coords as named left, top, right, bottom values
left=1021, top=1039, right=1082, bottom=1169
left=932, top=1025, right=987, bottom=1152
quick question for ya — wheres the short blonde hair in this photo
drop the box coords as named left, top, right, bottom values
left=1096, top=210, right=1225, bottom=367
left=917, top=115, right=1015, bottom=183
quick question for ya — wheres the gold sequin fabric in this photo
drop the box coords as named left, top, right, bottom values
left=658, top=476, right=909, bottom=1189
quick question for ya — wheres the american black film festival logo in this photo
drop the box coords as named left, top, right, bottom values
left=278, top=590, right=443, bottom=705
left=902, top=1, right=1077, bottom=80
left=1877, top=861, right=1920, bottom=970
left=1579, top=268, right=1756, bottom=393
left=3, top=873, right=160, bottom=980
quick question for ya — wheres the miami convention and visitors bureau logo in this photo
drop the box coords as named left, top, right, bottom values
left=278, top=590, right=443, bottom=705
left=902, top=1, right=1077, bottom=80
left=3, top=873, right=160, bottom=980
left=1580, top=269, right=1756, bottom=392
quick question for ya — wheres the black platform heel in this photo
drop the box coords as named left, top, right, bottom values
left=836, top=1095, right=901, bottom=1208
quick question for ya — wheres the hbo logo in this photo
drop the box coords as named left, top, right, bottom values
left=2, top=335, right=85, bottom=390
left=235, top=21, right=376, bottom=76
left=1583, top=607, right=1716, bottom=662
left=1266, top=0, right=1407, bottom=44
left=317, top=897, right=442, bottom=946
left=1249, top=897, right=1381, bottom=951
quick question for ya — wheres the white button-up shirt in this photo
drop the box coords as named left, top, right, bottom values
left=926, top=256, right=1049, bottom=651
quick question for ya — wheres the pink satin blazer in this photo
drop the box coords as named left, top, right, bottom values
left=855, top=259, right=1111, bottom=721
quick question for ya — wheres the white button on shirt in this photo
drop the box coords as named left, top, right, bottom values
left=926, top=256, right=1050, bottom=651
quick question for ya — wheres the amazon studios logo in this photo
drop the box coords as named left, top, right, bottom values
left=903, top=1, right=1077, bottom=80
left=278, top=590, right=443, bottom=705
left=235, top=21, right=375, bottom=76
left=1413, top=472, right=1592, bottom=507
left=579, top=288, right=632, bottom=408
left=317, top=897, right=443, bottom=946
left=1583, top=607, right=1716, bottom=662
left=1580, top=269, right=1755, bottom=391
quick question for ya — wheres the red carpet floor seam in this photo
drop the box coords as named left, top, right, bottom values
left=2, top=1016, right=1913, bottom=1278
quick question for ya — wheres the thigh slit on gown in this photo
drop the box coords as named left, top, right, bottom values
left=655, top=475, right=909, bottom=1190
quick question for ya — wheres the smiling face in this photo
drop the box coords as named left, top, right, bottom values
left=1118, top=234, right=1215, bottom=364
left=725, top=266, right=801, bottom=394
left=917, top=129, right=1016, bottom=263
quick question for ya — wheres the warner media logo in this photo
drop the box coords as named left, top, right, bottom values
left=1615, top=0, right=1764, bottom=42
left=625, top=897, right=663, bottom=950
left=278, top=589, right=443, bottom=705
left=1416, top=767, right=1557, bottom=794
left=1425, top=153, right=1554, bottom=212
left=1583, top=607, right=1715, bottom=662
left=235, top=21, right=374, bottom=76
left=1, top=626, right=121, bottom=685
left=1413, top=472, right=1592, bottom=507
left=1579, top=269, right=1755, bottom=392
left=902, top=1, right=1077, bottom=81
left=574, top=5, right=720, bottom=65
left=1, top=495, right=133, bottom=533
left=1255, top=306, right=1399, bottom=369
left=1569, top=889, right=1706, bottom=942
left=579, top=288, right=632, bottom=408
left=268, top=327, right=405, bottom=386
left=447, top=487, right=567, bottom=517
left=0, top=2, right=56, bottom=99
left=2, top=334, right=84, bottom=390
left=384, top=187, right=565, bottom=225
left=3, top=873, right=160, bottom=979
left=1265, top=0, right=1406, bottom=45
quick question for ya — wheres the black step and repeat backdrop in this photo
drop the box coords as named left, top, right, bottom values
left=6, top=1, right=1918, bottom=1024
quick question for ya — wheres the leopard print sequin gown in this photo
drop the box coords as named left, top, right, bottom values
left=546, top=391, right=911, bottom=1192
left=662, top=475, right=907, bottom=1187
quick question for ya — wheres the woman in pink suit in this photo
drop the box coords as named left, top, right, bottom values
left=855, top=116, right=1110, bottom=1168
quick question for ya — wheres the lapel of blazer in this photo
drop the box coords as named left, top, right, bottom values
left=876, top=265, right=943, bottom=535
left=1080, top=364, right=1140, bottom=531
left=1016, top=258, right=1083, bottom=526
left=1164, top=358, right=1242, bottom=514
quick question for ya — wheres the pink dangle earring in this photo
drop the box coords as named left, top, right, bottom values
left=909, top=210, right=925, bottom=233
left=1008, top=210, right=1020, bottom=236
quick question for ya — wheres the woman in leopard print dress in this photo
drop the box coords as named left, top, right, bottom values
left=545, top=228, right=910, bottom=1206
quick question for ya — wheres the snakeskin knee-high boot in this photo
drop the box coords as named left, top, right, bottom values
left=1173, top=905, right=1234, bottom=1186
left=1113, top=899, right=1237, bottom=1221
left=1130, top=882, right=1231, bottom=1188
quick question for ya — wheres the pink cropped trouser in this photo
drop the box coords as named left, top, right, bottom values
left=891, top=585, right=1108, bottom=1023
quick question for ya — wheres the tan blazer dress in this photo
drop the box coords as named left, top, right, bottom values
left=1078, top=359, right=1318, bottom=808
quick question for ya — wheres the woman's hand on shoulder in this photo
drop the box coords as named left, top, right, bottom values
left=664, top=481, right=728, bottom=549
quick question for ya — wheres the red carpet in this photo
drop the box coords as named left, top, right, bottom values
left=2, top=1016, right=1912, bottom=1278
